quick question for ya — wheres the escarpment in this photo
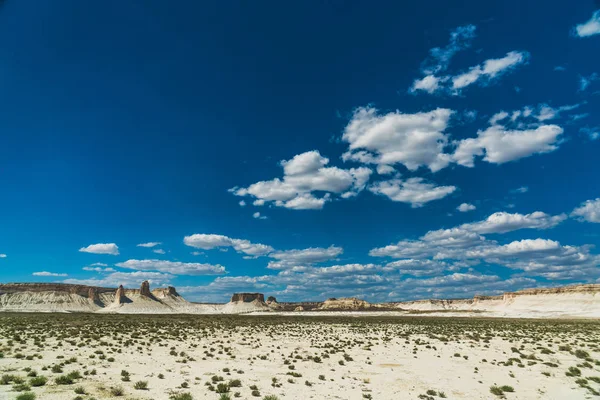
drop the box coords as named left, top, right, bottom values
left=0, top=282, right=598, bottom=317
left=231, top=293, right=265, bottom=303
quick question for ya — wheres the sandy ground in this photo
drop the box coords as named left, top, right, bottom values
left=1, top=314, right=599, bottom=400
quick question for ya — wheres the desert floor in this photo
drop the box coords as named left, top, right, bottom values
left=0, top=314, right=599, bottom=400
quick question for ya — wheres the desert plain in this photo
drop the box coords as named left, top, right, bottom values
left=1, top=313, right=600, bottom=400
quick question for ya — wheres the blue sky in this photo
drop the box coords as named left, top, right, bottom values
left=1, top=0, right=600, bottom=302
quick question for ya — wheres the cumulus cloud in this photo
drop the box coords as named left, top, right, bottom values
left=453, top=122, right=563, bottom=167
left=268, top=246, right=343, bottom=270
left=79, top=243, right=119, bottom=255
left=0, top=254, right=6, bottom=258
left=571, top=198, right=600, bottom=223
left=137, top=242, right=161, bottom=248
left=33, top=271, right=68, bottom=277
left=574, top=10, right=600, bottom=37
left=371, top=210, right=600, bottom=282
left=115, top=259, right=226, bottom=275
left=183, top=234, right=274, bottom=257
left=460, top=211, right=566, bottom=234
left=368, top=177, right=456, bottom=207
left=457, top=203, right=476, bottom=212
left=64, top=271, right=173, bottom=288
left=342, top=107, right=453, bottom=172
left=231, top=150, right=372, bottom=210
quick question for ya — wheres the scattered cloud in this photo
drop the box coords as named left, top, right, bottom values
left=571, top=198, right=600, bottom=223
left=239, top=200, right=246, bottom=207
left=459, top=211, right=566, bottom=234
left=512, top=186, right=529, bottom=194
left=453, top=120, right=563, bottom=167
left=421, top=24, right=477, bottom=75
left=33, top=271, right=68, bottom=277
left=573, top=10, right=600, bottom=37
left=136, top=242, right=161, bottom=248
left=64, top=271, right=173, bottom=288
left=0, top=254, right=6, bottom=258
left=115, top=259, right=226, bottom=275
left=580, top=127, right=600, bottom=140
left=457, top=203, right=476, bottom=212
left=253, top=212, right=267, bottom=220
left=184, top=234, right=274, bottom=257
left=231, top=150, right=372, bottom=210
left=342, top=107, right=453, bottom=173
left=152, top=249, right=166, bottom=254
left=451, top=51, right=529, bottom=92
left=268, top=246, right=343, bottom=270
left=79, top=243, right=119, bottom=255
left=579, top=73, right=599, bottom=91
left=368, top=177, right=456, bottom=207
left=412, top=51, right=529, bottom=95
left=82, top=266, right=116, bottom=272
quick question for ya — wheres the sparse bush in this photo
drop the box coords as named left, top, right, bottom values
left=16, top=393, right=36, bottom=400
left=29, top=376, right=47, bottom=387
left=134, top=381, right=148, bottom=390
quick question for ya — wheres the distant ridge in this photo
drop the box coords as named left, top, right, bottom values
left=1, top=282, right=599, bottom=318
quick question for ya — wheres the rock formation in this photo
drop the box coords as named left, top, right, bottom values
left=114, top=285, right=125, bottom=305
left=231, top=293, right=265, bottom=303
left=140, top=281, right=151, bottom=297
left=320, top=297, right=371, bottom=310
left=294, top=306, right=305, bottom=311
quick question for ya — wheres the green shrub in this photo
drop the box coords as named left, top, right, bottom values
left=169, top=393, right=193, bottom=400
left=29, top=376, right=47, bottom=387
left=16, top=393, right=36, bottom=400
left=55, top=375, right=74, bottom=385
left=134, top=381, right=148, bottom=390
left=110, top=386, right=124, bottom=396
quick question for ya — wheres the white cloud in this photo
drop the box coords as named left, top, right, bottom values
left=82, top=266, right=115, bottom=272
left=239, top=200, right=246, bottom=207
left=512, top=186, right=529, bottom=194
left=574, top=10, right=600, bottom=37
left=183, top=234, right=274, bottom=257
left=412, top=51, right=529, bottom=95
left=571, top=198, right=600, bottom=223
left=369, top=177, right=456, bottom=207
left=342, top=107, right=453, bottom=172
left=115, top=259, right=226, bottom=275
left=410, top=75, right=442, bottom=94
left=421, top=25, right=477, bottom=75
left=460, top=211, right=566, bottom=234
left=580, top=127, right=600, bottom=141
left=457, top=203, right=476, bottom=212
left=0, top=254, right=6, bottom=258
left=579, top=73, right=599, bottom=91
left=253, top=212, right=267, bottom=220
left=231, top=150, right=372, bottom=210
left=453, top=122, right=563, bottom=167
left=79, top=243, right=119, bottom=255
left=64, top=271, right=173, bottom=288
left=268, top=246, right=343, bottom=268
left=136, top=242, right=161, bottom=248
left=152, top=249, right=166, bottom=254
left=451, top=51, right=529, bottom=91
left=33, top=271, right=68, bottom=277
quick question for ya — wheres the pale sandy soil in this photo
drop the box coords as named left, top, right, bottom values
left=1, top=314, right=599, bottom=400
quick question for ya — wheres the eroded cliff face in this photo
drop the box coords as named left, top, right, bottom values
left=231, top=293, right=265, bottom=303
left=0, top=283, right=115, bottom=297
left=320, top=297, right=371, bottom=310
left=140, top=281, right=152, bottom=297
